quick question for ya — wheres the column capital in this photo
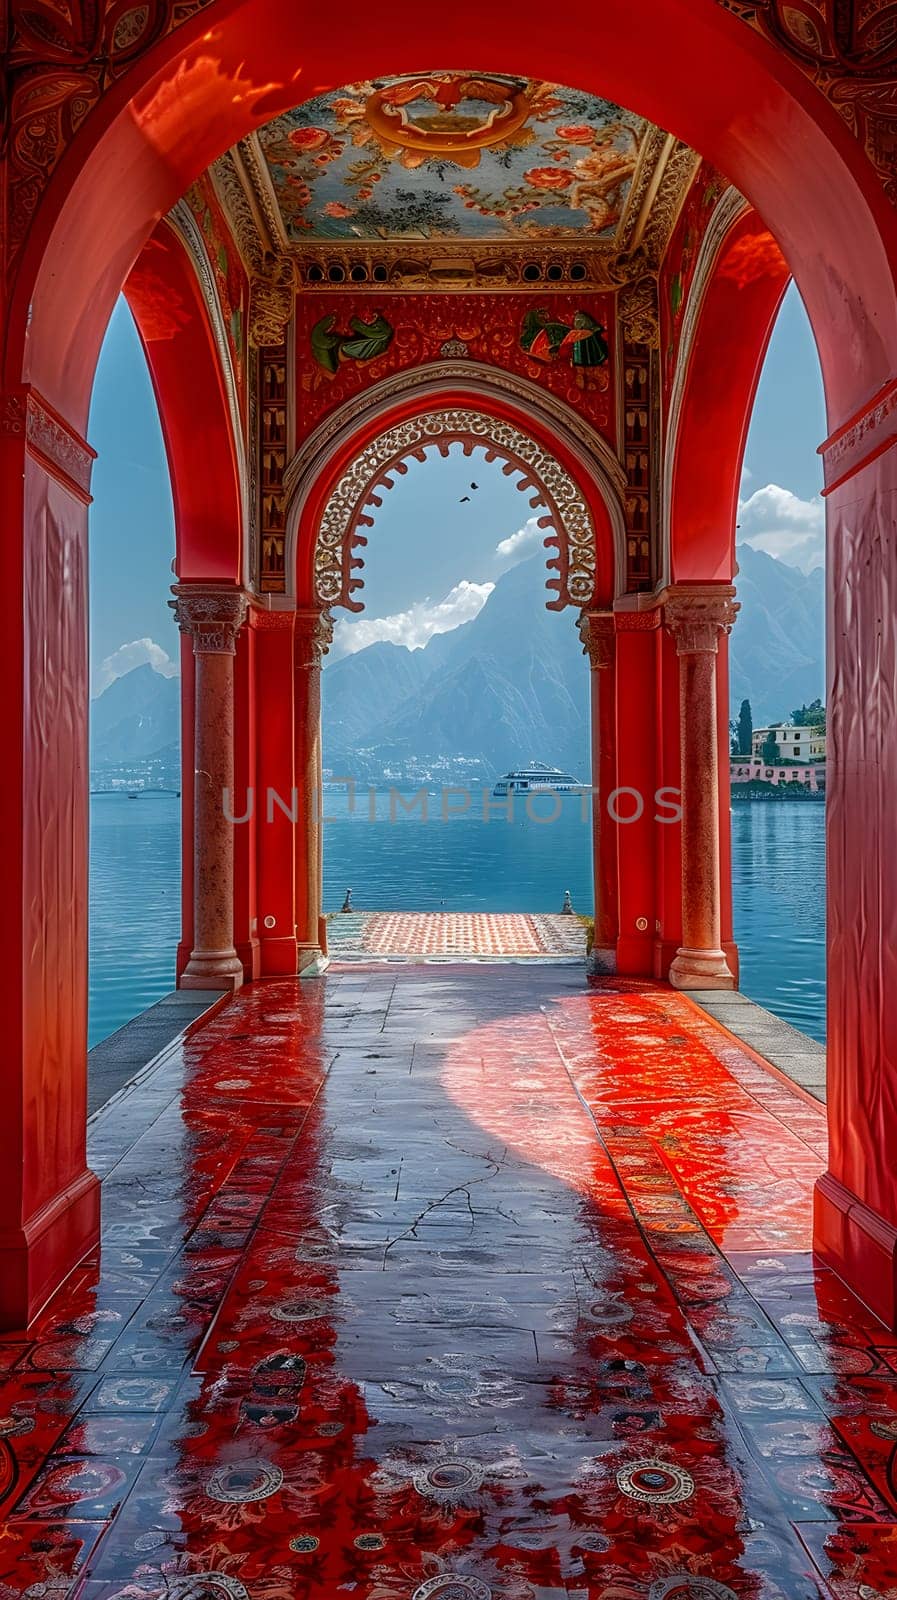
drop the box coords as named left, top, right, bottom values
left=663, top=586, right=738, bottom=655
left=294, top=608, right=334, bottom=668
left=578, top=610, right=616, bottom=671
left=170, top=585, right=250, bottom=655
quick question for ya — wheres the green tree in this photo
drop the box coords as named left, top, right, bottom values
left=737, top=698, right=753, bottom=756
left=791, top=697, right=826, bottom=731
left=761, top=732, right=781, bottom=764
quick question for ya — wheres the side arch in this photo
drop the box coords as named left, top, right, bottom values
left=281, top=364, right=627, bottom=614
left=664, top=197, right=792, bottom=585
left=123, top=212, right=247, bottom=582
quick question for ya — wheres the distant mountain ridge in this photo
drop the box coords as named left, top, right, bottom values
left=90, top=662, right=180, bottom=778
left=323, top=555, right=591, bottom=782
left=89, top=542, right=825, bottom=783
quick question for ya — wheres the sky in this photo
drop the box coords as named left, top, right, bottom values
left=87, top=281, right=826, bottom=693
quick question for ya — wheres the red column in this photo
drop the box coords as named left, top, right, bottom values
left=233, top=623, right=260, bottom=979
left=171, top=585, right=248, bottom=991
left=664, top=587, right=737, bottom=990
left=254, top=610, right=299, bottom=977
left=614, top=612, right=661, bottom=976
left=0, top=390, right=100, bottom=1329
left=654, top=623, right=684, bottom=977
left=580, top=612, right=618, bottom=972
left=294, top=610, right=332, bottom=970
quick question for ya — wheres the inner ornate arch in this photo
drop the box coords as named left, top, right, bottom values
left=313, top=409, right=598, bottom=613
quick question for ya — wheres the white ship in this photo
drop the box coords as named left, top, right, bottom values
left=492, top=760, right=582, bottom=797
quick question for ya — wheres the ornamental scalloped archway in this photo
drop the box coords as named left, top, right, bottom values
left=282, top=365, right=626, bottom=617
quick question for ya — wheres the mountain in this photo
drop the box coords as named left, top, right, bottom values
left=322, top=555, right=591, bottom=782
left=730, top=542, right=825, bottom=724
left=323, top=544, right=825, bottom=780
left=90, top=663, right=181, bottom=774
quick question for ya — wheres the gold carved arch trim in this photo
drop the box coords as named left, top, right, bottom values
left=312, top=409, right=597, bottom=614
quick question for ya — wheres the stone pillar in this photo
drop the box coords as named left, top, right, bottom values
left=580, top=611, right=618, bottom=973
left=171, top=585, right=249, bottom=991
left=664, top=588, right=738, bottom=990
left=294, top=609, right=332, bottom=968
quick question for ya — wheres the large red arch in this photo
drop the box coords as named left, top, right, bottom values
left=8, top=0, right=897, bottom=443
left=4, top=0, right=897, bottom=1331
left=668, top=208, right=793, bottom=584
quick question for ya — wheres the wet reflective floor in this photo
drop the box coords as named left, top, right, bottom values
left=2, top=966, right=896, bottom=1600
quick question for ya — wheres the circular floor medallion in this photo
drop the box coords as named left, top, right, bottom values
left=575, top=1531, right=611, bottom=1553
left=412, top=1457, right=485, bottom=1503
left=166, top=1576, right=250, bottom=1600
left=354, top=1532, right=386, bottom=1550
left=205, top=1459, right=283, bottom=1503
left=290, top=1535, right=320, bottom=1553
left=35, top=1459, right=127, bottom=1506
left=649, top=1577, right=738, bottom=1600
left=271, top=1299, right=327, bottom=1324
left=412, top=1578, right=492, bottom=1600
left=616, top=1459, right=695, bottom=1504
left=133, top=1531, right=168, bottom=1552
left=584, top=1299, right=634, bottom=1326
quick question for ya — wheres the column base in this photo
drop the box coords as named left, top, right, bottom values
left=668, top=945, right=735, bottom=989
left=814, top=1171, right=897, bottom=1330
left=0, top=1168, right=100, bottom=1332
left=179, top=948, right=244, bottom=992
left=587, top=945, right=617, bottom=976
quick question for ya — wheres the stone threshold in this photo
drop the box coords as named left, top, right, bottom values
left=87, top=989, right=227, bottom=1117
left=685, top=988, right=827, bottom=1102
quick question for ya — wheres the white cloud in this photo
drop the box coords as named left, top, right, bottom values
left=93, top=637, right=180, bottom=697
left=331, top=580, right=494, bottom=660
left=737, top=482, right=825, bottom=571
left=495, top=515, right=546, bottom=564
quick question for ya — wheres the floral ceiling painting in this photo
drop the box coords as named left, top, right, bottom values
left=255, top=74, right=647, bottom=242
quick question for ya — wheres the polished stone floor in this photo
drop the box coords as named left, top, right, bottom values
left=2, top=967, right=896, bottom=1600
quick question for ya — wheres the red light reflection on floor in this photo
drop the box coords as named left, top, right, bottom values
left=0, top=967, right=895, bottom=1600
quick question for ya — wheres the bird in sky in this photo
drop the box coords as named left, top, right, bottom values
left=459, top=495, right=470, bottom=503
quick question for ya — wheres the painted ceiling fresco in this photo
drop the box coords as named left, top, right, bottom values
left=255, top=74, right=647, bottom=243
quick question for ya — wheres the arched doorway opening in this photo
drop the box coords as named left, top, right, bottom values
left=730, top=281, right=828, bottom=1044
left=278, top=380, right=624, bottom=966
left=87, top=295, right=181, bottom=1053
left=273, top=377, right=623, bottom=972
left=3, top=16, right=897, bottom=1331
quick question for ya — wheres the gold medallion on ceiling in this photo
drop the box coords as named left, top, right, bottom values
left=364, top=74, right=531, bottom=167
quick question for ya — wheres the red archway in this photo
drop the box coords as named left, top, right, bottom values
left=3, top=0, right=897, bottom=1328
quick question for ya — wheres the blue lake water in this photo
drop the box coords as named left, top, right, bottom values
left=88, top=791, right=827, bottom=1048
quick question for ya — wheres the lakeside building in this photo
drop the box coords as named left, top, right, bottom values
left=751, top=722, right=826, bottom=762
left=731, top=759, right=825, bottom=792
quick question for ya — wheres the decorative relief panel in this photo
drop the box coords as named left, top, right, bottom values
left=620, top=343, right=656, bottom=591
left=292, top=291, right=616, bottom=446
left=258, top=345, right=289, bottom=591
